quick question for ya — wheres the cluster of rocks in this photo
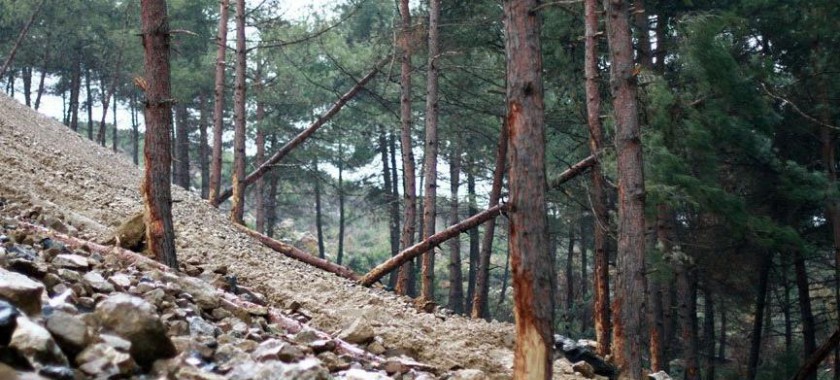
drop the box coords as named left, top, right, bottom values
left=0, top=216, right=448, bottom=379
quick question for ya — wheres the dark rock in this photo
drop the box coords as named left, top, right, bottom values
left=0, top=268, right=43, bottom=316
left=554, top=334, right=616, bottom=378
left=8, top=258, right=48, bottom=279
left=0, top=300, right=20, bottom=346
left=38, top=365, right=75, bottom=380
left=7, top=245, right=37, bottom=261
left=94, top=294, right=176, bottom=368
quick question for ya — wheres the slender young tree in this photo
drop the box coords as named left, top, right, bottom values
left=208, top=0, right=230, bottom=205
left=198, top=93, right=210, bottom=198
left=584, top=0, right=612, bottom=357
left=504, top=0, right=554, bottom=377
left=254, top=67, right=266, bottom=233
left=604, top=0, right=647, bottom=376
left=448, top=141, right=464, bottom=314
left=139, top=0, right=177, bottom=269
left=420, top=0, right=441, bottom=302
left=395, top=0, right=417, bottom=296
left=0, top=0, right=47, bottom=78
left=229, top=0, right=247, bottom=224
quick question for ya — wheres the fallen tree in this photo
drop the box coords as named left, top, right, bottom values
left=788, top=328, right=840, bottom=380
left=550, top=153, right=598, bottom=189
left=234, top=224, right=359, bottom=281
left=214, top=59, right=388, bottom=205
left=359, top=204, right=507, bottom=287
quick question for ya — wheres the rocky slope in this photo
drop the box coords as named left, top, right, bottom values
left=0, top=93, right=600, bottom=379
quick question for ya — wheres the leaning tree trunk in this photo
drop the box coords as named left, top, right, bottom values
left=229, top=0, right=247, bottom=224
left=0, top=0, right=46, bottom=78
left=420, top=0, right=441, bottom=302
left=604, top=0, right=647, bottom=376
left=472, top=119, right=507, bottom=320
left=395, top=0, right=417, bottom=297
left=208, top=0, right=230, bottom=205
left=140, top=0, right=178, bottom=269
left=585, top=0, right=612, bottom=357
left=503, top=0, right=554, bottom=377
left=447, top=141, right=464, bottom=314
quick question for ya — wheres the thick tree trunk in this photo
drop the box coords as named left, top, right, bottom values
left=395, top=0, right=416, bottom=297
left=447, top=142, right=464, bottom=314
left=85, top=67, right=93, bottom=139
left=215, top=62, right=385, bottom=205
left=794, top=250, right=817, bottom=380
left=229, top=0, right=247, bottom=224
left=0, top=0, right=46, bottom=78
left=465, top=163, right=479, bottom=310
left=69, top=60, right=81, bottom=132
left=140, top=0, right=178, bottom=269
left=604, top=0, right=647, bottom=376
left=472, top=120, right=507, bottom=320
left=359, top=204, right=506, bottom=287
left=747, top=253, right=773, bottom=380
left=173, top=104, right=191, bottom=189
left=98, top=52, right=124, bottom=147
left=208, top=0, right=230, bottom=205
left=420, top=0, right=441, bottom=302
left=503, top=0, right=554, bottom=377
left=198, top=93, right=210, bottom=199
left=313, top=160, right=325, bottom=259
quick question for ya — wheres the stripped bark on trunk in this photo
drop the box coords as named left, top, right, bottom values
left=395, top=0, right=416, bottom=297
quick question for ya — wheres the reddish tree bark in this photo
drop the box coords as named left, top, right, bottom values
left=140, top=0, right=178, bottom=269
left=504, top=0, right=553, bottom=377
left=208, top=0, right=230, bottom=205
left=471, top=120, right=507, bottom=320
left=604, top=0, right=647, bottom=376
left=395, top=0, right=416, bottom=297
left=420, top=0, right=441, bottom=303
left=229, top=0, right=247, bottom=224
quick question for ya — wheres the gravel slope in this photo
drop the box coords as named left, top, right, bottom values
left=0, top=94, right=589, bottom=379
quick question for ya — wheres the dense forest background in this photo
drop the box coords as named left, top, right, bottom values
left=1, top=0, right=839, bottom=379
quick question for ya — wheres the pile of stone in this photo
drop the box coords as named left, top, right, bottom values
left=0, top=215, right=443, bottom=380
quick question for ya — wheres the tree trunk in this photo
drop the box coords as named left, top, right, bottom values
left=254, top=73, right=266, bottom=234
left=747, top=252, right=773, bottom=380
left=420, top=0, right=441, bottom=303
left=604, top=0, right=647, bottom=376
left=565, top=226, right=576, bottom=335
left=389, top=131, right=401, bottom=288
left=140, top=0, right=178, bottom=269
left=265, top=134, right=279, bottom=238
left=22, top=66, right=31, bottom=107
left=313, top=159, right=326, bottom=260
left=198, top=93, right=210, bottom=199
left=0, top=0, right=46, bottom=78
left=229, top=0, right=247, bottom=224
left=379, top=126, right=400, bottom=287
left=703, top=289, right=716, bottom=380
left=794, top=250, right=817, bottom=380
left=214, top=62, right=385, bottom=205
left=337, top=142, right=346, bottom=266
left=34, top=45, right=49, bottom=110
left=112, top=96, right=118, bottom=152
left=503, top=0, right=553, bottom=377
left=208, top=0, right=230, bottom=205
left=173, top=104, right=190, bottom=189
left=132, top=92, right=139, bottom=165
left=359, top=204, right=506, bottom=287
left=447, top=142, right=464, bottom=314
left=85, top=67, right=93, bottom=140
left=676, top=257, right=700, bottom=380
left=69, top=60, right=81, bottom=132
left=98, top=51, right=124, bottom=147
left=783, top=254, right=793, bottom=352
left=395, top=0, right=416, bottom=297
left=585, top=0, right=611, bottom=358
left=650, top=205, right=672, bottom=372
left=472, top=120, right=507, bottom=320
left=718, top=303, right=726, bottom=361
left=789, top=329, right=840, bottom=380
left=465, top=162, right=479, bottom=310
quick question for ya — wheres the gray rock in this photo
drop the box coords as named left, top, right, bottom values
left=144, top=288, right=166, bottom=306
left=0, top=268, right=44, bottom=315
left=83, top=272, right=114, bottom=293
left=255, top=358, right=330, bottom=380
left=449, top=369, right=486, bottom=380
left=188, top=316, right=218, bottom=338
left=100, top=334, right=132, bottom=352
left=0, top=299, right=20, bottom=345
left=338, top=318, right=375, bottom=345
left=94, top=293, right=176, bottom=368
left=252, top=339, right=306, bottom=363
left=318, top=351, right=350, bottom=372
left=45, top=311, right=90, bottom=358
left=76, top=343, right=136, bottom=377
left=11, top=315, right=69, bottom=367
left=55, top=269, right=82, bottom=284
left=51, top=255, right=89, bottom=270
left=107, top=274, right=132, bottom=290
left=176, top=277, right=219, bottom=310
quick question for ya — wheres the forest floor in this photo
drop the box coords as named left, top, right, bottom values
left=0, top=93, right=597, bottom=379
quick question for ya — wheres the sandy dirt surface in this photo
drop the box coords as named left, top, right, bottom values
left=0, top=94, right=592, bottom=379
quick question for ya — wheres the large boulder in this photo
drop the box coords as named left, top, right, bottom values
left=94, top=294, right=176, bottom=368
